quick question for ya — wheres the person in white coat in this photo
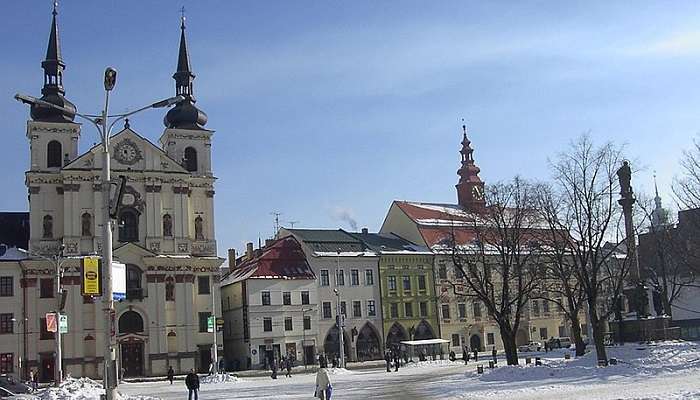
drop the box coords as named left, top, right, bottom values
left=314, top=359, right=332, bottom=399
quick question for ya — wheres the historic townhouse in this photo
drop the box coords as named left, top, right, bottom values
left=380, top=125, right=569, bottom=352
left=220, top=236, right=319, bottom=370
left=350, top=232, right=439, bottom=350
left=280, top=229, right=384, bottom=362
left=3, top=6, right=224, bottom=380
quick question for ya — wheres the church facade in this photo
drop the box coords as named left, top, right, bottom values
left=9, top=5, right=223, bottom=380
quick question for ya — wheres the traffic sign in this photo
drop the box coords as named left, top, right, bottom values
left=207, top=316, right=215, bottom=333
left=45, top=313, right=57, bottom=333
left=58, top=314, right=68, bottom=334
left=216, top=318, right=224, bottom=332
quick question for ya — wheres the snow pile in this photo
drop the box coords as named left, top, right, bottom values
left=326, top=368, right=353, bottom=375
left=403, top=359, right=457, bottom=369
left=478, top=341, right=700, bottom=383
left=37, top=377, right=157, bottom=400
left=200, top=373, right=240, bottom=384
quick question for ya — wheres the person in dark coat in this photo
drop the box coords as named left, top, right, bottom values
left=393, top=350, right=400, bottom=372
left=491, top=347, right=497, bottom=364
left=271, top=357, right=278, bottom=379
left=285, top=356, right=293, bottom=377
left=473, top=348, right=478, bottom=362
left=167, top=366, right=174, bottom=385
left=462, top=348, right=468, bottom=365
left=385, top=350, right=392, bottom=372
left=185, top=369, right=199, bottom=400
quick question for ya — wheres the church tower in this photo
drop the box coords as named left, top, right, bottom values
left=26, top=3, right=80, bottom=254
left=650, top=174, right=670, bottom=229
left=455, top=123, right=485, bottom=212
left=159, top=14, right=217, bottom=255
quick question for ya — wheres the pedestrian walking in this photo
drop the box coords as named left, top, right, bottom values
left=544, top=341, right=549, bottom=352
left=491, top=347, right=497, bottom=364
left=462, top=348, right=468, bottom=365
left=393, top=350, right=400, bottom=372
left=285, top=356, right=293, bottom=377
left=208, top=361, right=214, bottom=376
left=271, top=357, right=278, bottom=379
left=30, top=369, right=37, bottom=391
left=473, top=348, right=478, bottom=362
left=314, top=358, right=333, bottom=400
left=384, top=350, right=392, bottom=372
left=449, top=350, right=456, bottom=361
left=185, top=369, right=199, bottom=400
left=167, top=366, right=174, bottom=385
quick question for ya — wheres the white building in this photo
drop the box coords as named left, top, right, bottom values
left=280, top=229, right=384, bottom=362
left=220, top=236, right=319, bottom=370
left=4, top=6, right=224, bottom=381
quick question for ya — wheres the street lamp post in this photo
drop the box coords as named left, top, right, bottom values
left=15, top=69, right=183, bottom=400
left=18, top=247, right=65, bottom=386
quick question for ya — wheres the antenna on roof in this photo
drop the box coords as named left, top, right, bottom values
left=286, top=220, right=300, bottom=228
left=270, top=211, right=282, bottom=235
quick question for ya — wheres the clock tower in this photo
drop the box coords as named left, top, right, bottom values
left=455, top=123, right=486, bottom=212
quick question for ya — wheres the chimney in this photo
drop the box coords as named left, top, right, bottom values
left=246, top=242, right=254, bottom=259
left=361, top=227, right=368, bottom=234
left=227, top=248, right=237, bottom=268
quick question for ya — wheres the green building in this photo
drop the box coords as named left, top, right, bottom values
left=351, top=231, right=439, bottom=348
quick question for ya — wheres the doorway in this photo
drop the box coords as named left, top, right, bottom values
left=120, top=342, right=144, bottom=377
left=470, top=334, right=482, bottom=352
left=39, top=354, right=54, bottom=382
left=198, top=346, right=212, bottom=373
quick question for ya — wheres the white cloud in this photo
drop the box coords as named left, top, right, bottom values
left=628, top=30, right=700, bottom=57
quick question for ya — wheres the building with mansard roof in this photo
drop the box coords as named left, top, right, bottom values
left=3, top=5, right=224, bottom=381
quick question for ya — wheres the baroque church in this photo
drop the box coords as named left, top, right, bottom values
left=13, top=5, right=223, bottom=380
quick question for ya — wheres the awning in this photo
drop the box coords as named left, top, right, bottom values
left=400, top=339, right=450, bottom=346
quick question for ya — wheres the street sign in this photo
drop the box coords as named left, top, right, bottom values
left=207, top=316, right=215, bottom=333
left=216, top=318, right=224, bottom=332
left=81, top=257, right=101, bottom=296
left=45, top=313, right=57, bottom=333
left=58, top=314, right=68, bottom=334
left=112, top=262, right=126, bottom=301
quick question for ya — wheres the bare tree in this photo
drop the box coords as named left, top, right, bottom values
left=550, top=135, right=631, bottom=365
left=448, top=177, right=543, bottom=365
left=534, top=183, right=588, bottom=356
left=673, top=138, right=700, bottom=210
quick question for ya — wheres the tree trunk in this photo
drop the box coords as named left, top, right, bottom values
left=569, top=314, right=586, bottom=357
left=588, top=304, right=608, bottom=365
left=499, top=326, right=519, bottom=365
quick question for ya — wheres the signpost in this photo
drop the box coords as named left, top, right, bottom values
left=81, top=257, right=101, bottom=296
left=216, top=318, right=224, bottom=332
left=207, top=316, right=215, bottom=333
left=112, top=262, right=126, bottom=301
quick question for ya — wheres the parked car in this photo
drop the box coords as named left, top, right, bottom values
left=0, top=387, right=37, bottom=400
left=0, top=376, right=32, bottom=395
left=547, top=337, right=572, bottom=349
left=517, top=341, right=542, bottom=352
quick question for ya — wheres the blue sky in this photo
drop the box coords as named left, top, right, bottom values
left=1, top=1, right=699, bottom=256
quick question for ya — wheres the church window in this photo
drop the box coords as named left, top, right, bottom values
left=81, top=213, right=92, bottom=236
left=118, top=209, right=139, bottom=242
left=162, top=214, right=172, bottom=237
left=118, top=310, right=144, bottom=333
left=126, top=264, right=143, bottom=300
left=184, top=147, right=197, bottom=172
left=194, top=216, right=204, bottom=240
left=47, top=140, right=62, bottom=168
left=165, top=277, right=175, bottom=301
left=42, top=215, right=53, bottom=239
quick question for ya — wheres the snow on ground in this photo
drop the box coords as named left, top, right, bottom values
left=118, top=341, right=700, bottom=399
left=200, top=373, right=241, bottom=384
left=325, top=368, right=353, bottom=375
left=37, top=377, right=157, bottom=400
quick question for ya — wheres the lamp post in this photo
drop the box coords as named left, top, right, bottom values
left=301, top=307, right=313, bottom=370
left=333, top=288, right=345, bottom=369
left=15, top=69, right=183, bottom=400
left=18, top=247, right=65, bottom=386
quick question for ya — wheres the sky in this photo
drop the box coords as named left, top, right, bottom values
left=1, top=1, right=700, bottom=257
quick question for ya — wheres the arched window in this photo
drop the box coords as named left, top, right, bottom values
left=162, top=214, right=172, bottom=237
left=126, top=264, right=143, bottom=300
left=118, top=209, right=139, bottom=242
left=81, top=213, right=92, bottom=236
left=42, top=215, right=53, bottom=239
left=167, top=331, right=178, bottom=353
left=165, top=276, right=175, bottom=301
left=184, top=147, right=197, bottom=172
left=118, top=310, right=144, bottom=334
left=194, top=216, right=204, bottom=240
left=47, top=140, right=62, bottom=168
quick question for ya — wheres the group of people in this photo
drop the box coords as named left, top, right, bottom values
left=384, top=346, right=404, bottom=372
left=269, top=353, right=296, bottom=379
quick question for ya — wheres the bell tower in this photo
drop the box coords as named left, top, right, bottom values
left=455, top=123, right=485, bottom=212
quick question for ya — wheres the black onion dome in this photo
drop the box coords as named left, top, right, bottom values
left=164, top=99, right=208, bottom=130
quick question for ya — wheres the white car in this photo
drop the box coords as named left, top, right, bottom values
left=517, top=341, right=542, bottom=352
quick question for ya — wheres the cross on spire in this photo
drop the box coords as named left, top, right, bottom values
left=180, top=6, right=186, bottom=28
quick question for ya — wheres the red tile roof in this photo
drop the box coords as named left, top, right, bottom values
left=226, top=236, right=315, bottom=282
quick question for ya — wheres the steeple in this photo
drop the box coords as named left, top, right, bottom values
left=650, top=173, right=669, bottom=229
left=31, top=1, right=76, bottom=122
left=455, top=121, right=485, bottom=211
left=164, top=10, right=208, bottom=130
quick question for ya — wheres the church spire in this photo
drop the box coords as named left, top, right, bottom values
left=651, top=173, right=669, bottom=229
left=164, top=9, right=208, bottom=130
left=31, top=1, right=76, bottom=122
left=455, top=121, right=485, bottom=211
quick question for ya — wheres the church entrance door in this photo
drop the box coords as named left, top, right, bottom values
left=120, top=341, right=144, bottom=377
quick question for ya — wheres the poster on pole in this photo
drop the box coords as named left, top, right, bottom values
left=45, top=313, right=57, bottom=333
left=112, top=262, right=126, bottom=301
left=81, top=257, right=101, bottom=296
left=58, top=314, right=68, bottom=334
